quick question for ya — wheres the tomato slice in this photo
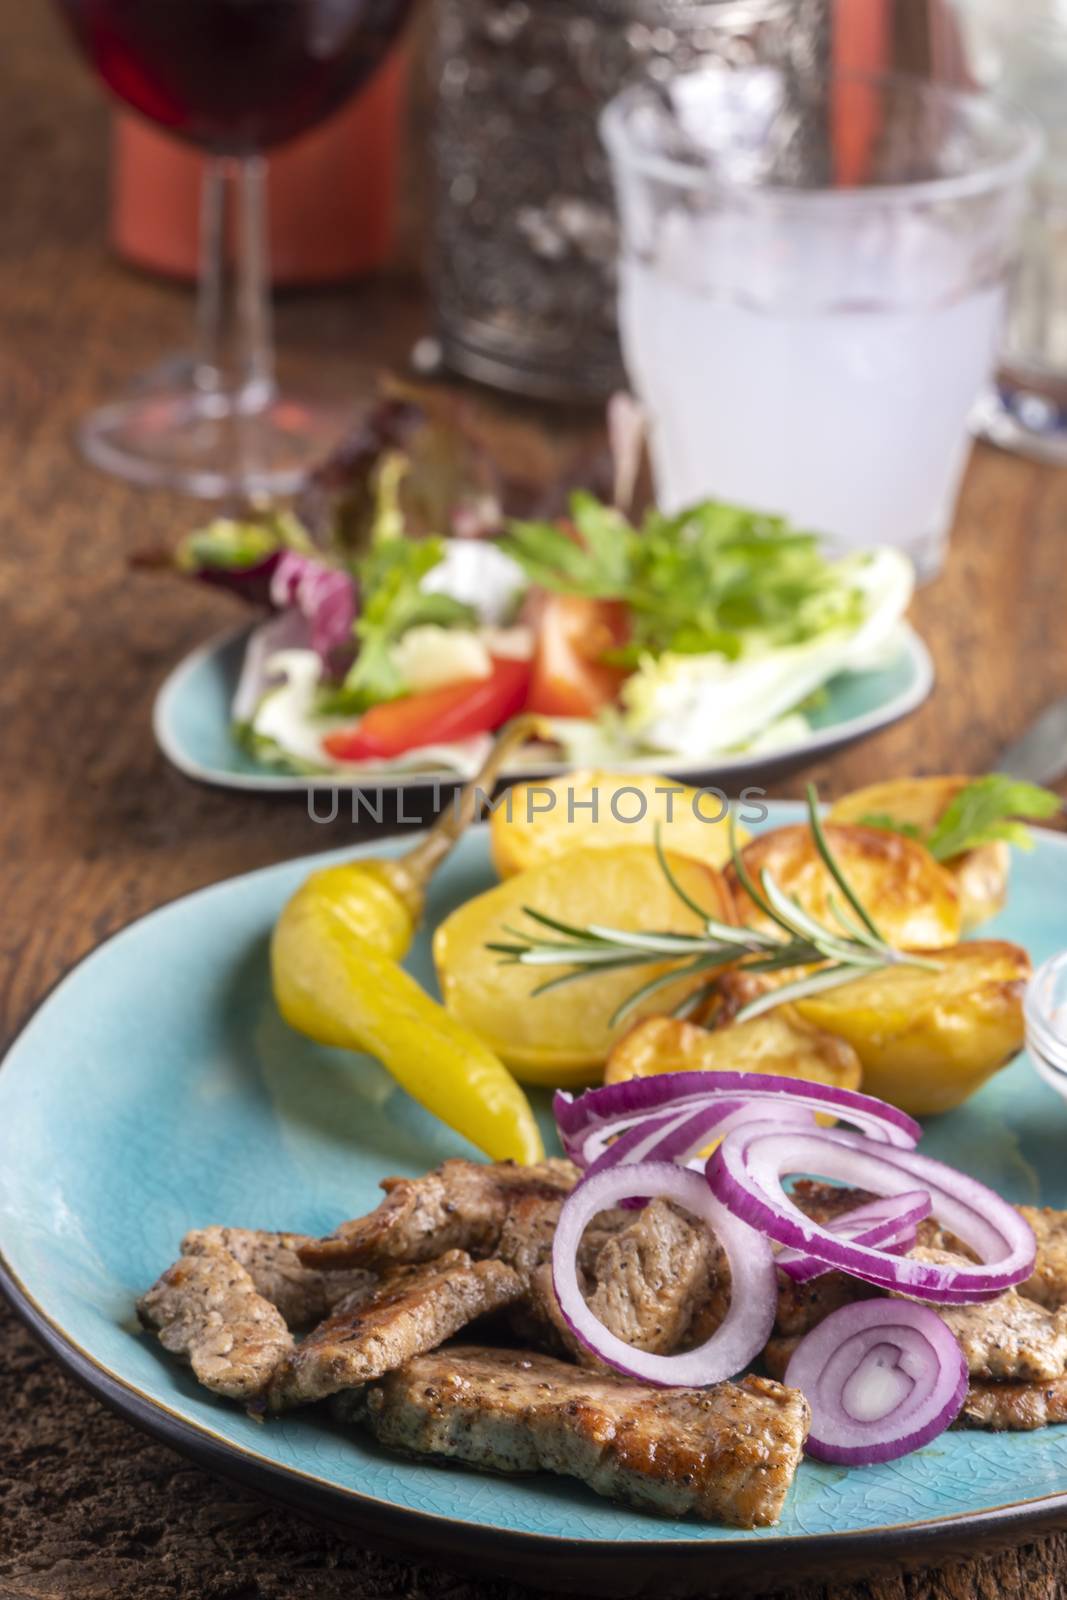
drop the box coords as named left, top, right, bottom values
left=525, top=595, right=630, bottom=718
left=323, top=655, right=532, bottom=762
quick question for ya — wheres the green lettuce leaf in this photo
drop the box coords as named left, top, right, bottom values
left=336, top=535, right=477, bottom=712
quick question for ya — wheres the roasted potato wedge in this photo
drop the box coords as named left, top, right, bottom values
left=725, top=822, right=961, bottom=951
left=489, top=770, right=745, bottom=879
left=604, top=1008, right=862, bottom=1093
left=794, top=940, right=1031, bottom=1115
left=433, top=846, right=734, bottom=1086
left=829, top=777, right=1009, bottom=933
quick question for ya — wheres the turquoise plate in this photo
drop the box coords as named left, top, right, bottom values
left=3, top=804, right=1067, bottom=1597
left=152, top=624, right=934, bottom=794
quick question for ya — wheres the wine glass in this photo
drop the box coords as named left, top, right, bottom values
left=56, top=0, right=414, bottom=497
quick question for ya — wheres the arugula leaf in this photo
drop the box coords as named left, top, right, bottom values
left=501, top=492, right=865, bottom=663
left=336, top=535, right=476, bottom=711
left=925, top=775, right=1062, bottom=860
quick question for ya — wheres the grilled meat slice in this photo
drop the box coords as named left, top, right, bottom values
left=773, top=1271, right=877, bottom=1339
left=138, top=1243, right=292, bottom=1401
left=342, top=1345, right=810, bottom=1528
left=935, top=1289, right=1067, bottom=1382
left=496, top=1192, right=630, bottom=1278
left=512, top=1200, right=726, bottom=1365
left=515, top=1261, right=586, bottom=1359
left=269, top=1251, right=523, bottom=1409
left=770, top=1282, right=1067, bottom=1390
left=505, top=1231, right=633, bottom=1358
left=495, top=1191, right=567, bottom=1279
left=521, top=1182, right=869, bottom=1363
left=893, top=1247, right=1067, bottom=1382
left=182, top=1226, right=374, bottom=1329
left=1018, top=1206, right=1067, bottom=1310
left=584, top=1198, right=722, bottom=1356
left=761, top=1335, right=800, bottom=1384
left=497, top=1189, right=592, bottom=1358
left=299, top=1159, right=577, bottom=1270
left=958, top=1377, right=1067, bottom=1431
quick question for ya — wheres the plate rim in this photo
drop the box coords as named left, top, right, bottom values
left=5, top=813, right=1067, bottom=1590
left=152, top=621, right=935, bottom=795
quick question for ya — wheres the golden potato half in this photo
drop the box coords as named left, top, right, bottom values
left=794, top=940, right=1031, bottom=1116
left=725, top=822, right=961, bottom=951
left=829, top=777, right=1009, bottom=933
left=433, top=846, right=734, bottom=1087
left=489, top=770, right=745, bottom=879
left=604, top=1008, right=862, bottom=1093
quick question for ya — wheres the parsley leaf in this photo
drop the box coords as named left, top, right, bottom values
left=504, top=501, right=628, bottom=598
left=859, top=776, right=1061, bottom=860
left=925, top=775, right=1062, bottom=861
left=501, top=493, right=865, bottom=663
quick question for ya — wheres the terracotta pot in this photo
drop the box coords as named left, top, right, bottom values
left=110, top=46, right=407, bottom=285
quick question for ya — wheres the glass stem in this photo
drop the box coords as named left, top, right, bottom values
left=236, top=156, right=276, bottom=412
left=193, top=155, right=276, bottom=414
left=194, top=157, right=226, bottom=400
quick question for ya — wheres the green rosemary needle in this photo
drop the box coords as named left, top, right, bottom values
left=487, top=785, right=942, bottom=1028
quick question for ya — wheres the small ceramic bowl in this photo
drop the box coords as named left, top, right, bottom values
left=1025, top=950, right=1067, bottom=1098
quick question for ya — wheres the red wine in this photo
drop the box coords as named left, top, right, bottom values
left=58, top=0, right=413, bottom=153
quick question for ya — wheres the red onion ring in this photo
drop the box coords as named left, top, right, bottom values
left=554, top=1071, right=920, bottom=1170
left=707, top=1126, right=1036, bottom=1302
left=582, top=1102, right=746, bottom=1179
left=583, top=1102, right=746, bottom=1211
left=784, top=1299, right=969, bottom=1464
left=551, top=1161, right=777, bottom=1387
left=583, top=1099, right=815, bottom=1187
left=777, top=1190, right=932, bottom=1283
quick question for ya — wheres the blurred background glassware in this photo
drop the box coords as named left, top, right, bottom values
left=426, top=0, right=987, bottom=407
left=957, top=0, right=1067, bottom=464
left=428, top=0, right=814, bottom=404
left=110, top=52, right=405, bottom=286
left=56, top=0, right=413, bottom=497
left=1024, top=949, right=1067, bottom=1102
left=602, top=55, right=1037, bottom=579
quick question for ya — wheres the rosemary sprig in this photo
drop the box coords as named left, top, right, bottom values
left=492, top=788, right=941, bottom=1027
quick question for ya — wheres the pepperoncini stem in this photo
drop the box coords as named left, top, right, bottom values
left=379, top=714, right=553, bottom=923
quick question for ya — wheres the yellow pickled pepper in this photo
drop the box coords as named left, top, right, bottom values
left=270, top=719, right=545, bottom=1164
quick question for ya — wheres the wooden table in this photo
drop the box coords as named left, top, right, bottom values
left=5, top=7, right=1067, bottom=1599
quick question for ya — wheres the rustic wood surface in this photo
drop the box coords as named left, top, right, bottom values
left=4, top=6, right=1067, bottom=1599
